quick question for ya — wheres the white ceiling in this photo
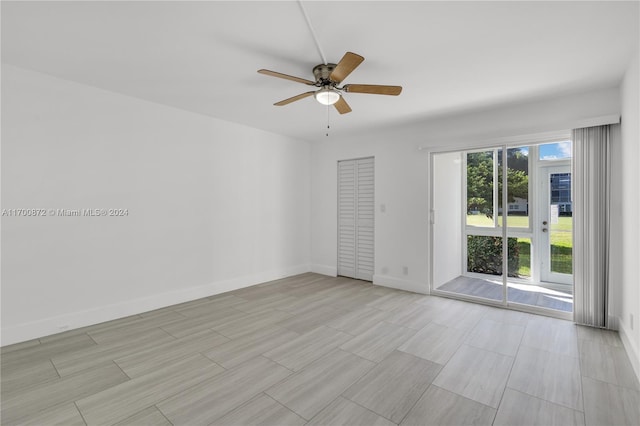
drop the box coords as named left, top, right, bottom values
left=2, top=1, right=638, bottom=143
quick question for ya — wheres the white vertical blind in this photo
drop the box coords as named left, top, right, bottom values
left=338, top=157, right=375, bottom=281
left=573, top=124, right=613, bottom=328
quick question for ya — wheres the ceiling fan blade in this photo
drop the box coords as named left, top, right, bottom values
left=274, top=91, right=316, bottom=106
left=258, top=69, right=316, bottom=85
left=343, top=84, right=402, bottom=96
left=330, top=52, right=364, bottom=83
left=334, top=96, right=352, bottom=114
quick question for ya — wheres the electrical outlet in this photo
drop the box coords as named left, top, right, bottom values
left=381, top=266, right=388, bottom=275
left=403, top=266, right=409, bottom=275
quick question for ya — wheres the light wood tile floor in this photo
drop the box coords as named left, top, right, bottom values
left=1, top=273, right=638, bottom=425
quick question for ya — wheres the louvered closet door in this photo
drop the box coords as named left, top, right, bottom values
left=338, top=157, right=374, bottom=281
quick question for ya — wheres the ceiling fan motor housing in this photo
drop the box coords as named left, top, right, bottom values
left=313, top=63, right=337, bottom=86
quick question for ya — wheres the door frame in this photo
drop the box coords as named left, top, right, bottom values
left=427, top=132, right=574, bottom=321
left=337, top=156, right=375, bottom=281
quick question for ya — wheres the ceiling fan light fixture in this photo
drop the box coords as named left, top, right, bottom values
left=314, top=88, right=340, bottom=105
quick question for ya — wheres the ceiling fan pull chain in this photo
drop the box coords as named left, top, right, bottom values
left=326, top=104, right=330, bottom=137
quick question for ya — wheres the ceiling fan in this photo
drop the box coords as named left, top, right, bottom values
left=258, top=52, right=402, bottom=114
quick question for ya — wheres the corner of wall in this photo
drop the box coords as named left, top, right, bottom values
left=310, top=264, right=337, bottom=277
left=373, top=274, right=429, bottom=295
left=618, top=318, right=640, bottom=380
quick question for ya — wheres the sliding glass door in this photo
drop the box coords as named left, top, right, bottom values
left=431, top=140, right=573, bottom=317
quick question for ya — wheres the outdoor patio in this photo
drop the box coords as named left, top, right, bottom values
left=436, top=275, right=573, bottom=313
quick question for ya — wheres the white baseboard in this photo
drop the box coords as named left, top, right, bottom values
left=618, top=316, right=640, bottom=382
left=373, top=274, right=429, bottom=294
left=1, top=264, right=310, bottom=346
left=310, top=264, right=337, bottom=277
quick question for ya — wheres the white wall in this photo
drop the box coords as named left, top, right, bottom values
left=1, top=65, right=311, bottom=345
left=311, top=87, right=620, bottom=295
left=311, top=138, right=430, bottom=293
left=432, top=151, right=462, bottom=288
left=618, top=51, right=640, bottom=378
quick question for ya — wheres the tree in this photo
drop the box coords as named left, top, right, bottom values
left=466, top=152, right=493, bottom=214
left=467, top=149, right=528, bottom=214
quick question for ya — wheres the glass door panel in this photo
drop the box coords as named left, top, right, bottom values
left=540, top=166, right=573, bottom=285
left=466, top=150, right=496, bottom=228
left=463, top=149, right=504, bottom=302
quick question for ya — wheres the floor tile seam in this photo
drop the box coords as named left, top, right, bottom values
left=88, top=312, right=186, bottom=333
left=261, top=335, right=354, bottom=366
left=427, top=337, right=470, bottom=384
left=177, top=304, right=252, bottom=322
left=207, top=293, right=247, bottom=301
left=167, top=309, right=190, bottom=319
left=1, top=341, right=98, bottom=370
left=494, top=336, right=523, bottom=424
left=4, top=356, right=134, bottom=404
left=385, top=310, right=433, bottom=329
left=51, top=338, right=183, bottom=377
left=191, top=350, right=229, bottom=373
left=261, top=354, right=298, bottom=375
left=339, top=393, right=399, bottom=425
left=580, top=375, right=640, bottom=394
left=49, top=357, right=63, bottom=380
left=267, top=354, right=379, bottom=422
left=577, top=341, right=640, bottom=390
left=428, top=383, right=498, bottom=418
left=204, top=326, right=237, bottom=341
left=155, top=404, right=175, bottom=426
left=378, top=320, right=418, bottom=333
left=3, top=397, right=84, bottom=426
left=240, top=358, right=297, bottom=397
left=503, top=386, right=586, bottom=415
left=112, top=349, right=229, bottom=378
left=484, top=321, right=527, bottom=356
left=113, top=352, right=222, bottom=392
left=127, top=365, right=232, bottom=424
left=88, top=325, right=180, bottom=346
left=90, top=401, right=167, bottom=426
left=36, top=330, right=97, bottom=347
left=519, top=341, right=580, bottom=359
left=378, top=374, right=437, bottom=426
left=252, top=392, right=307, bottom=425
left=393, top=346, right=449, bottom=366
left=0, top=336, right=42, bottom=357
left=110, top=359, right=133, bottom=381
left=475, top=315, right=529, bottom=330
left=0, top=370, right=71, bottom=403
left=576, top=341, right=589, bottom=426
left=464, top=339, right=518, bottom=359
left=507, top=339, right=583, bottom=411
left=205, top=325, right=301, bottom=356
left=73, top=400, right=90, bottom=426
left=456, top=343, right=517, bottom=364
left=85, top=332, right=100, bottom=346
left=324, top=323, right=360, bottom=338
left=577, top=336, right=625, bottom=351
left=70, top=324, right=174, bottom=348
left=340, top=319, right=391, bottom=337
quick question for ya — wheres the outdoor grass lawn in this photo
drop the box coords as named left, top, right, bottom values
left=466, top=215, right=573, bottom=275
